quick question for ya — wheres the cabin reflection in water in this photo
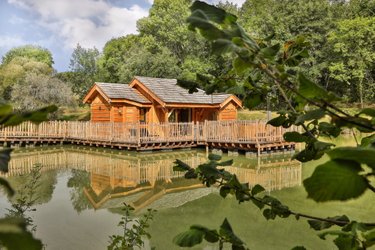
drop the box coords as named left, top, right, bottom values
left=3, top=147, right=301, bottom=211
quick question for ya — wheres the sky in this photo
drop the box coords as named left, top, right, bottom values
left=0, top=0, right=245, bottom=72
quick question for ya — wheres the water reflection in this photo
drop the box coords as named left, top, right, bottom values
left=2, top=146, right=301, bottom=212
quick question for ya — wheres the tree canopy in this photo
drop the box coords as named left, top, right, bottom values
left=1, top=45, right=54, bottom=68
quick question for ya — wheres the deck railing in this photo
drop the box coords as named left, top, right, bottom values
left=0, top=120, right=296, bottom=145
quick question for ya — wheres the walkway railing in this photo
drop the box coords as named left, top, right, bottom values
left=0, top=120, right=296, bottom=146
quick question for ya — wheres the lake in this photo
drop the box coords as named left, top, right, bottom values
left=0, top=145, right=373, bottom=249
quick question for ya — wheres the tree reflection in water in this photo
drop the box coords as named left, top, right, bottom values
left=67, top=169, right=92, bottom=213
left=6, top=165, right=43, bottom=232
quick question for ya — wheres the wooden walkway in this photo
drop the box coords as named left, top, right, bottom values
left=0, top=120, right=296, bottom=154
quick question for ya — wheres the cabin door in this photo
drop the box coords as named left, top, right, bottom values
left=179, top=109, right=191, bottom=123
left=167, top=109, right=191, bottom=123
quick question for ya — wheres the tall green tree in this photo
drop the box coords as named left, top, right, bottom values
left=1, top=45, right=54, bottom=68
left=11, top=73, right=76, bottom=112
left=328, top=17, right=375, bottom=106
left=117, top=46, right=181, bottom=83
left=68, top=44, right=100, bottom=99
left=97, top=35, right=138, bottom=83
left=239, top=0, right=334, bottom=82
left=137, top=0, right=197, bottom=63
left=0, top=57, right=53, bottom=101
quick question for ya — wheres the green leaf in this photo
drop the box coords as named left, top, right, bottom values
left=307, top=215, right=349, bottom=231
left=2, top=105, right=58, bottom=127
left=263, top=208, right=276, bottom=220
left=0, top=178, right=15, bottom=197
left=232, top=245, right=247, bottom=250
left=0, top=218, right=43, bottom=250
left=332, top=116, right=373, bottom=133
left=219, top=218, right=244, bottom=246
left=173, top=159, right=191, bottom=171
left=173, top=228, right=205, bottom=247
left=208, top=154, right=222, bottom=161
left=327, top=147, right=375, bottom=168
left=318, top=122, right=341, bottom=137
left=190, top=1, right=237, bottom=25
left=260, top=43, right=280, bottom=59
left=364, top=229, right=375, bottom=247
left=292, top=148, right=319, bottom=162
left=318, top=230, right=350, bottom=240
left=220, top=186, right=231, bottom=198
left=251, top=184, right=265, bottom=196
left=359, top=108, right=375, bottom=117
left=295, top=109, right=325, bottom=124
left=297, top=74, right=331, bottom=101
left=233, top=57, right=252, bottom=74
left=283, top=132, right=308, bottom=142
left=212, top=39, right=237, bottom=54
left=0, top=149, right=12, bottom=172
left=220, top=218, right=233, bottom=234
left=313, top=141, right=334, bottom=151
left=217, top=159, right=233, bottom=166
left=185, top=169, right=198, bottom=179
left=187, top=11, right=226, bottom=41
left=361, top=134, right=375, bottom=147
left=267, top=115, right=286, bottom=127
left=251, top=198, right=265, bottom=210
left=333, top=234, right=359, bottom=250
left=303, top=160, right=369, bottom=202
left=188, top=226, right=219, bottom=243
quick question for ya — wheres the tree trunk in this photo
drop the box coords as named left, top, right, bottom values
left=359, top=79, right=364, bottom=109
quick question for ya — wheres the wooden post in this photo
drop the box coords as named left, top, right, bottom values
left=137, top=122, right=140, bottom=146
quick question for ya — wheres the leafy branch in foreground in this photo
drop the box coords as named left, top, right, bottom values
left=173, top=154, right=375, bottom=249
left=183, top=1, right=375, bottom=202
left=174, top=218, right=249, bottom=250
left=108, top=203, right=156, bottom=250
left=0, top=103, right=57, bottom=249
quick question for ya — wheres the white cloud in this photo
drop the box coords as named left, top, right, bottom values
left=0, top=35, right=26, bottom=48
left=7, top=0, right=149, bottom=50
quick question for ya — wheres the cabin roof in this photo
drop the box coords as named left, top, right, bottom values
left=134, top=76, right=231, bottom=104
left=95, top=82, right=151, bottom=104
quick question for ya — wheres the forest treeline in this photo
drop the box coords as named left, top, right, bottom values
left=0, top=0, right=374, bottom=112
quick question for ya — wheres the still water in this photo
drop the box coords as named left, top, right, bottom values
left=0, top=145, right=373, bottom=249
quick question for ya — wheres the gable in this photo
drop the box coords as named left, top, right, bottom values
left=83, top=82, right=151, bottom=106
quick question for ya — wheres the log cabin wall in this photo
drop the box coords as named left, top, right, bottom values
left=91, top=95, right=111, bottom=122
left=158, top=108, right=167, bottom=123
left=147, top=105, right=165, bottom=123
left=111, top=105, right=124, bottom=122
left=124, top=105, right=139, bottom=123
left=218, top=102, right=237, bottom=120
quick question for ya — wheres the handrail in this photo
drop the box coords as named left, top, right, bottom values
left=0, top=120, right=296, bottom=146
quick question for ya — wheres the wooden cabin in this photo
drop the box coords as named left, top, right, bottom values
left=83, top=76, right=242, bottom=123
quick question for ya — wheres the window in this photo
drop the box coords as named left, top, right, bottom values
left=139, top=108, right=147, bottom=123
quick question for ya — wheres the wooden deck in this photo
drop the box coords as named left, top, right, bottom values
left=0, top=120, right=296, bottom=154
